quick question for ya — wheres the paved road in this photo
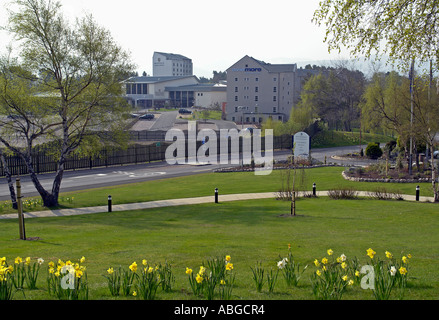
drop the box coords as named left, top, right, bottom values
left=0, top=145, right=371, bottom=201
left=149, top=111, right=179, bottom=131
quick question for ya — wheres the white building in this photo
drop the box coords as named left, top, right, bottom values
left=153, top=52, right=193, bottom=77
left=123, top=76, right=199, bottom=108
left=165, top=83, right=227, bottom=109
left=226, top=55, right=317, bottom=124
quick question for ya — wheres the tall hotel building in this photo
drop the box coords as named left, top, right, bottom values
left=153, top=52, right=193, bottom=77
left=226, top=55, right=315, bottom=124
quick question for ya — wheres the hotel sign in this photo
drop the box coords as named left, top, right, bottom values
left=231, top=67, right=262, bottom=72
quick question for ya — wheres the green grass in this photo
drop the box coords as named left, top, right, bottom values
left=311, top=130, right=394, bottom=148
left=1, top=197, right=438, bottom=300
left=0, top=167, right=433, bottom=214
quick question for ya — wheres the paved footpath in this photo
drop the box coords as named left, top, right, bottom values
left=0, top=191, right=434, bottom=220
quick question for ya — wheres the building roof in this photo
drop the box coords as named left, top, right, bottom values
left=228, top=55, right=298, bottom=73
left=165, top=83, right=227, bottom=92
left=123, top=75, right=197, bottom=84
left=154, top=52, right=192, bottom=61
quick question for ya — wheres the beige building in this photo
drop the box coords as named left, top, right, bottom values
left=226, top=55, right=316, bottom=125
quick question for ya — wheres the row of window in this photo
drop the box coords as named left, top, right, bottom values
left=126, top=83, right=148, bottom=95
left=234, top=106, right=279, bottom=113
left=235, top=87, right=278, bottom=93
left=234, top=96, right=278, bottom=102
left=231, top=115, right=283, bottom=123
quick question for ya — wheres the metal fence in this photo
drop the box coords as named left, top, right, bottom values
left=0, top=133, right=293, bottom=177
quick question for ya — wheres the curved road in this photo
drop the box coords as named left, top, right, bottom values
left=0, top=145, right=372, bottom=201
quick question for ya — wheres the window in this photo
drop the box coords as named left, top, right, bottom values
left=131, top=84, right=137, bottom=94
left=126, top=84, right=131, bottom=95
left=273, top=77, right=277, bottom=81
left=273, top=96, right=277, bottom=102
left=235, top=77, right=238, bottom=81
left=255, top=78, right=259, bottom=82
left=255, top=96, right=258, bottom=102
left=273, top=107, right=277, bottom=113
left=235, top=96, right=238, bottom=102
left=142, top=84, right=147, bottom=94
left=273, top=87, right=277, bottom=92
left=235, top=87, right=238, bottom=92
left=255, top=87, right=258, bottom=92
left=235, top=107, right=238, bottom=112
left=232, top=116, right=236, bottom=121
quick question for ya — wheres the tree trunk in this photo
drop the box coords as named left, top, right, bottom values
left=430, top=145, right=438, bottom=202
left=0, top=152, right=18, bottom=209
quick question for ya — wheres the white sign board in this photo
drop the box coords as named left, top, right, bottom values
left=293, top=132, right=310, bottom=158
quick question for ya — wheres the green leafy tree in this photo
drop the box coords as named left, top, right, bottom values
left=0, top=0, right=134, bottom=207
left=313, top=0, right=439, bottom=71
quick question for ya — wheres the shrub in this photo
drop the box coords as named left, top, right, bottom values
left=366, top=143, right=383, bottom=159
left=328, top=188, right=358, bottom=199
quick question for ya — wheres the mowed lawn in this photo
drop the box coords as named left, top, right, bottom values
left=1, top=195, right=438, bottom=300
left=1, top=166, right=435, bottom=214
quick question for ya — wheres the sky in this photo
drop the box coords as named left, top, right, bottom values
left=0, top=0, right=353, bottom=78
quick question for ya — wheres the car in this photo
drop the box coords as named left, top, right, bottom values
left=139, top=114, right=155, bottom=120
left=179, top=109, right=192, bottom=114
left=434, top=151, right=439, bottom=159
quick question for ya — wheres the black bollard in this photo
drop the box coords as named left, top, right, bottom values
left=108, top=195, right=112, bottom=212
left=416, top=186, right=420, bottom=202
left=215, top=188, right=219, bottom=204
left=313, top=183, right=316, bottom=197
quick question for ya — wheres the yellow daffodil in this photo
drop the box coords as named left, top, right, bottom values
left=402, top=256, right=408, bottom=264
left=399, top=267, right=408, bottom=275
left=336, top=257, right=342, bottom=263
left=80, top=256, right=85, bottom=263
left=385, top=251, right=393, bottom=259
left=107, top=267, right=114, bottom=274
left=225, top=255, right=231, bottom=262
left=15, top=257, right=22, bottom=264
left=321, top=257, right=328, bottom=265
left=314, top=259, right=320, bottom=267
left=355, top=270, right=360, bottom=277
left=327, top=249, right=333, bottom=256
left=25, top=257, right=31, bottom=265
left=348, top=280, right=354, bottom=286
left=366, top=248, right=376, bottom=259
left=129, top=262, right=137, bottom=273
left=199, top=266, right=206, bottom=275
left=148, top=267, right=154, bottom=273
left=342, top=275, right=348, bottom=281
left=48, top=261, right=55, bottom=268
left=225, top=263, right=234, bottom=271
left=142, top=259, right=148, bottom=266
left=196, top=274, right=203, bottom=283
left=341, top=262, right=347, bottom=269
left=0, top=257, right=6, bottom=266
left=133, top=291, right=137, bottom=296
left=75, top=270, right=83, bottom=278
left=316, top=270, right=321, bottom=276
left=220, top=279, right=226, bottom=285
left=407, top=254, right=412, bottom=258
left=185, top=267, right=192, bottom=275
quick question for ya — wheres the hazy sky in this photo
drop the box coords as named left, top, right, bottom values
left=0, top=0, right=352, bottom=78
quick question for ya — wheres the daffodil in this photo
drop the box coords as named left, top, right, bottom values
left=15, top=257, right=22, bottom=264
left=399, top=267, right=407, bottom=275
left=342, top=275, right=348, bottom=281
left=220, top=279, right=226, bottom=285
left=80, top=256, right=85, bottom=263
left=25, top=257, right=31, bottom=265
left=314, top=259, right=320, bottom=267
left=385, top=251, right=393, bottom=259
left=148, top=267, right=154, bottom=273
left=0, top=257, right=6, bottom=266
left=199, top=266, right=206, bottom=275
left=402, top=256, right=408, bottom=264
left=225, top=255, right=231, bottom=262
left=37, top=258, right=44, bottom=265
left=348, top=280, right=354, bottom=286
left=321, top=257, right=328, bottom=265
left=185, top=267, right=193, bottom=275
left=340, top=254, right=346, bottom=262
left=107, top=267, right=114, bottom=274
left=133, top=291, right=137, bottom=296
left=196, top=274, right=203, bottom=283
left=355, top=270, right=360, bottom=277
left=142, top=259, right=148, bottom=266
left=316, top=270, right=321, bottom=276
left=327, top=249, right=333, bottom=256
left=390, top=266, right=397, bottom=276
left=226, top=263, right=234, bottom=271
left=341, top=262, right=347, bottom=269
left=129, top=262, right=137, bottom=273
left=366, top=248, right=376, bottom=259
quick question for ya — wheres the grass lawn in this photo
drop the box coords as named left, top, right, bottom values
left=1, top=166, right=434, bottom=214
left=1, top=197, right=438, bottom=300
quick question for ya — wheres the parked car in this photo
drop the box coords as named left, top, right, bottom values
left=139, top=114, right=155, bottom=120
left=179, top=109, right=192, bottom=114
left=434, top=150, right=439, bottom=159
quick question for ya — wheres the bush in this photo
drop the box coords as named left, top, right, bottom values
left=365, top=143, right=383, bottom=159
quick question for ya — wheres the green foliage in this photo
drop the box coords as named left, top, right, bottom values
left=366, top=143, right=383, bottom=159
